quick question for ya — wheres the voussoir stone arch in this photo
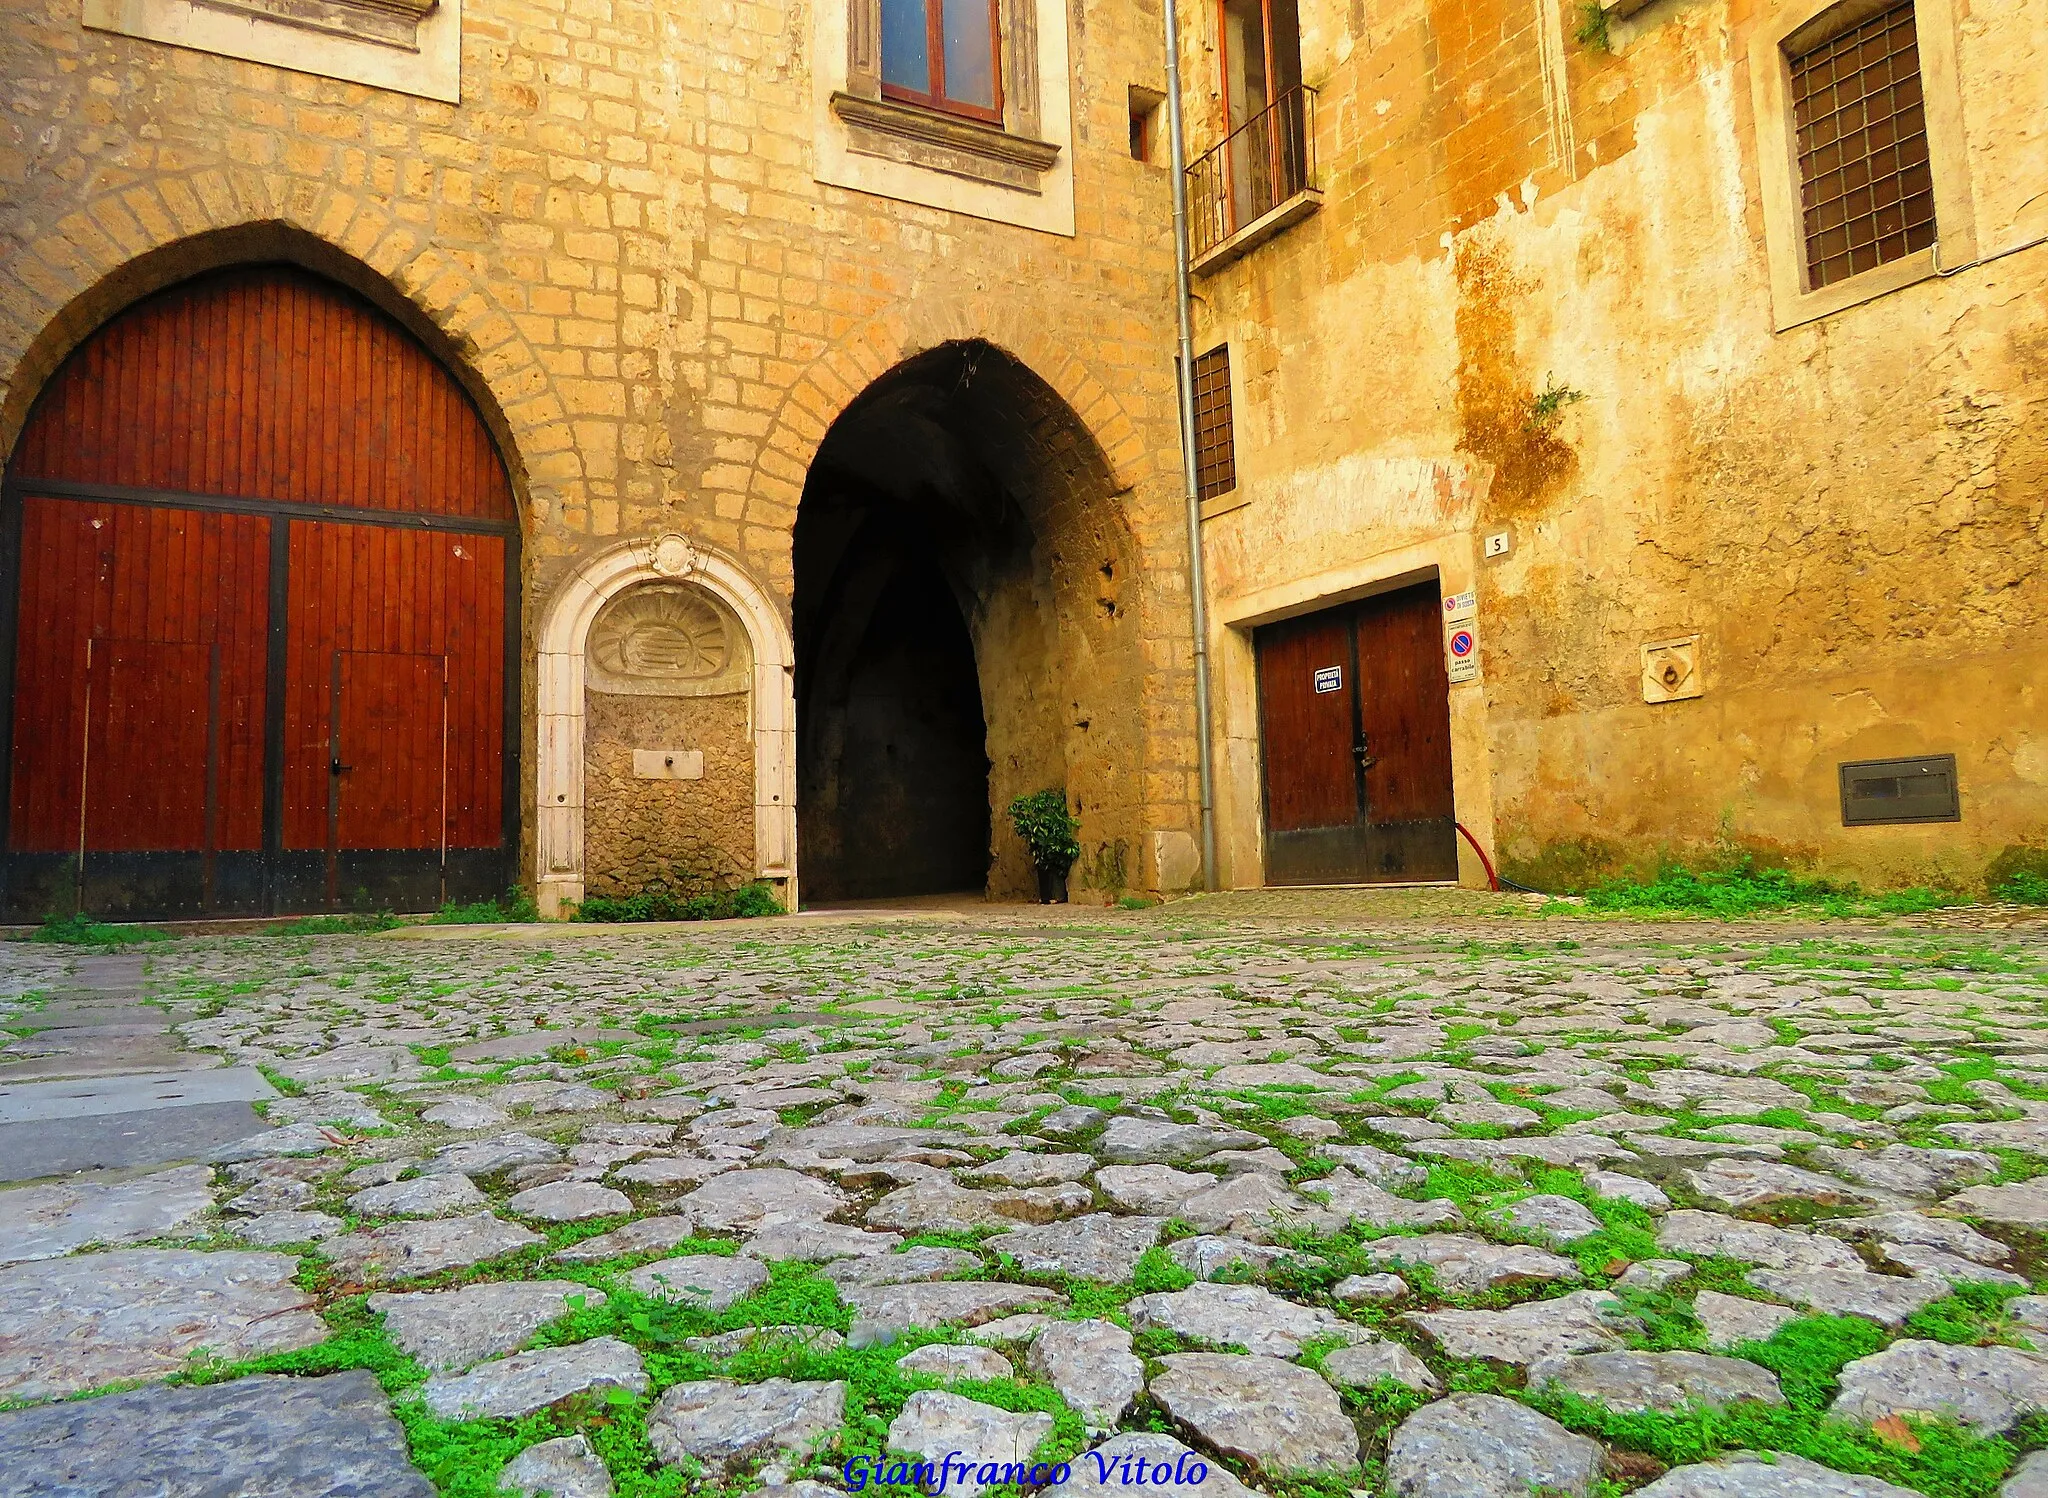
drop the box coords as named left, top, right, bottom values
left=745, top=296, right=1163, bottom=552
left=0, top=173, right=569, bottom=525
left=535, top=533, right=798, bottom=919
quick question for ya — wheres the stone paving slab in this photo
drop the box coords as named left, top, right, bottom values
left=2, top=894, right=2046, bottom=1496
left=0, top=1247, right=327, bottom=1400
left=0, top=1164, right=215, bottom=1265
left=0, top=1101, right=278, bottom=1181
left=0, top=1370, right=433, bottom=1496
left=0, top=1067, right=275, bottom=1124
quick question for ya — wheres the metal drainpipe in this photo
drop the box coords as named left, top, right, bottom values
left=1161, top=0, right=1220, bottom=893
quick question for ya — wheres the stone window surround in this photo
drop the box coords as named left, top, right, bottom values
left=813, top=0, right=1076, bottom=237
left=83, top=0, right=462, bottom=102
left=832, top=0, right=1057, bottom=194
left=536, top=534, right=797, bottom=919
left=1748, top=0, right=1977, bottom=331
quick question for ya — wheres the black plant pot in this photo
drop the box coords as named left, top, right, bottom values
left=1035, top=866, right=1068, bottom=904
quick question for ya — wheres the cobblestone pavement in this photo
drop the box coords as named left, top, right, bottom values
left=4, top=891, right=2048, bottom=1496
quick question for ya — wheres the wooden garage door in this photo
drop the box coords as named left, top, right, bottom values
left=0, top=266, right=519, bottom=920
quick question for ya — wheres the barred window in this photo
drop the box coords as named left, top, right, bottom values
left=1789, top=1, right=1937, bottom=289
left=1192, top=346, right=1236, bottom=502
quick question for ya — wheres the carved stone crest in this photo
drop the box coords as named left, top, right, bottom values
left=649, top=532, right=703, bottom=579
left=587, top=583, right=751, bottom=697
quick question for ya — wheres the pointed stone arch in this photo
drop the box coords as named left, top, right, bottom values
left=743, top=296, right=1166, bottom=556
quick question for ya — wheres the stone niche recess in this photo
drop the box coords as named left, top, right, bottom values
left=582, top=582, right=757, bottom=897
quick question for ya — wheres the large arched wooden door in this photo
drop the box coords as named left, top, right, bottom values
left=0, top=266, right=519, bottom=920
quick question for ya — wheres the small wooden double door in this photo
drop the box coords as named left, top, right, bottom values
left=1255, top=580, right=1458, bottom=884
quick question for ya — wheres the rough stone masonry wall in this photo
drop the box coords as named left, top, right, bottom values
left=581, top=691, right=754, bottom=898
left=0, top=0, right=1202, bottom=894
left=1188, top=0, right=2048, bottom=891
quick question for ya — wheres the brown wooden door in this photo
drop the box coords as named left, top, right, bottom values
left=283, top=520, right=503, bottom=852
left=1355, top=585, right=1457, bottom=828
left=1256, top=580, right=1458, bottom=884
left=2, top=266, right=516, bottom=920
left=1256, top=608, right=1359, bottom=835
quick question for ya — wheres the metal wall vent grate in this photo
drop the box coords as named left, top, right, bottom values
left=1839, top=753, right=1959, bottom=826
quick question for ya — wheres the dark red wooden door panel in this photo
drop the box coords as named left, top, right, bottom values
left=333, top=652, right=447, bottom=851
left=86, top=640, right=214, bottom=853
left=9, top=497, right=269, bottom=855
left=1355, top=584, right=1456, bottom=823
left=283, top=520, right=503, bottom=853
left=4, top=266, right=516, bottom=918
left=1257, top=580, right=1458, bottom=884
left=10, top=268, right=514, bottom=523
left=1255, top=608, right=1359, bottom=833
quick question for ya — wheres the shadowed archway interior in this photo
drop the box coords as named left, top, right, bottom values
left=794, top=341, right=1143, bottom=906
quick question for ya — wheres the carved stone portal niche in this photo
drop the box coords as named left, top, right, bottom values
left=586, top=583, right=753, bottom=698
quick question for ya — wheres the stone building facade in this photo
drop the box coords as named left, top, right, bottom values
left=1, top=0, right=2040, bottom=918
left=1176, top=0, right=2048, bottom=893
left=0, top=0, right=1204, bottom=917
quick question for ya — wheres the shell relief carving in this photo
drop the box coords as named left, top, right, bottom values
left=586, top=582, right=753, bottom=697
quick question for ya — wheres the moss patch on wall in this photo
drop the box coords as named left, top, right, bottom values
left=1453, top=235, right=1579, bottom=518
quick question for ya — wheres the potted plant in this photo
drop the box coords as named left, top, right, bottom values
left=1007, top=787, right=1080, bottom=903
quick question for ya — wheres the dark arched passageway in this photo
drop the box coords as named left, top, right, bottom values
left=795, top=340, right=1143, bottom=906
left=794, top=507, right=990, bottom=902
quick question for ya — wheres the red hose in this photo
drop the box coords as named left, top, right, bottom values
left=1454, top=821, right=1500, bottom=891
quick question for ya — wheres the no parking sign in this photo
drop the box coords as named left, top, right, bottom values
left=1445, top=621, right=1479, bottom=684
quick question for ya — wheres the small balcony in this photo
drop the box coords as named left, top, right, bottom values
left=1185, top=84, right=1321, bottom=275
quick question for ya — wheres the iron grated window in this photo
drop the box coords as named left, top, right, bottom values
left=1789, top=1, right=1937, bottom=289
left=1192, top=345, right=1236, bottom=502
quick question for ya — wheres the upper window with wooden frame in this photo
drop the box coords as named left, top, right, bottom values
left=823, top=0, right=1065, bottom=223
left=1187, top=0, right=1318, bottom=271
left=1749, top=0, right=1976, bottom=330
left=880, top=0, right=1004, bottom=124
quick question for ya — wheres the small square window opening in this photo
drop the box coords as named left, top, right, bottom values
left=1128, top=86, right=1165, bottom=163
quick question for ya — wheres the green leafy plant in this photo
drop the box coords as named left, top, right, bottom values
left=279, top=911, right=400, bottom=935
left=1006, top=788, right=1080, bottom=876
left=432, top=888, right=542, bottom=924
left=1573, top=0, right=1612, bottom=51
left=1993, top=869, right=2048, bottom=905
left=1583, top=856, right=1964, bottom=919
left=25, top=912, right=173, bottom=946
left=576, top=880, right=783, bottom=924
left=1526, top=374, right=1589, bottom=430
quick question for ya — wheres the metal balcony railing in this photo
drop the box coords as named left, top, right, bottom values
left=1186, top=84, right=1318, bottom=264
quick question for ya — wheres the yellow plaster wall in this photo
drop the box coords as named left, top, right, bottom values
left=1189, top=0, right=2048, bottom=891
